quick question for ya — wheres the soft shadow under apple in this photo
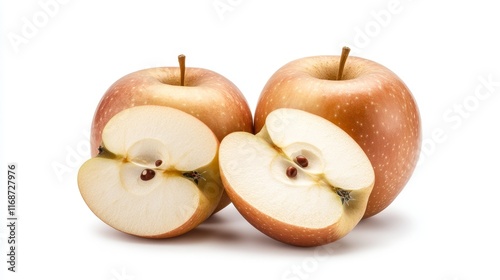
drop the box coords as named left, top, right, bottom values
left=93, top=206, right=411, bottom=255
left=93, top=211, right=242, bottom=245
left=335, top=209, right=413, bottom=253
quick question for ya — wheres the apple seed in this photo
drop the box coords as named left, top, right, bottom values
left=286, top=166, right=298, bottom=178
left=140, top=169, right=156, bottom=181
left=155, top=160, right=163, bottom=167
left=183, top=171, right=206, bottom=185
left=295, top=155, right=309, bottom=168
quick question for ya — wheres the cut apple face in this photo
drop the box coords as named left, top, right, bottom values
left=78, top=105, right=223, bottom=238
left=219, top=108, right=375, bottom=246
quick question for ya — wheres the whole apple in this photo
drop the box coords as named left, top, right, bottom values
left=254, top=48, right=421, bottom=218
left=90, top=55, right=253, bottom=212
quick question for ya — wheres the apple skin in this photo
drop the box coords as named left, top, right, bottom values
left=254, top=55, right=421, bottom=218
left=90, top=66, right=253, bottom=212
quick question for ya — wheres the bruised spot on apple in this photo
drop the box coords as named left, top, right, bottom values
left=78, top=105, right=223, bottom=238
left=254, top=49, right=421, bottom=218
left=219, top=108, right=375, bottom=247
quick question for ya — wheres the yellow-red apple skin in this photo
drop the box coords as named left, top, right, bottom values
left=91, top=67, right=253, bottom=154
left=254, top=56, right=421, bottom=218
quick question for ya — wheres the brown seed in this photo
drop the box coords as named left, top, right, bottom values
left=140, top=169, right=155, bottom=181
left=295, top=155, right=309, bottom=168
left=286, top=166, right=298, bottom=178
left=155, top=160, right=163, bottom=167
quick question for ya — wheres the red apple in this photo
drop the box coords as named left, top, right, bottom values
left=89, top=55, right=253, bottom=213
left=254, top=47, right=421, bottom=218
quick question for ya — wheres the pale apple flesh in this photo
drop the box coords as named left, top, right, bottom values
left=254, top=56, right=421, bottom=218
left=78, top=105, right=223, bottom=238
left=219, top=108, right=374, bottom=246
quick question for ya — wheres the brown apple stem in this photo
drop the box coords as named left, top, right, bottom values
left=178, top=54, right=186, bottom=86
left=336, top=46, right=351, bottom=80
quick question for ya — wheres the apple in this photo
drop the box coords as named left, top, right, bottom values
left=89, top=55, right=253, bottom=213
left=78, top=105, right=223, bottom=238
left=254, top=47, right=421, bottom=218
left=219, top=108, right=375, bottom=246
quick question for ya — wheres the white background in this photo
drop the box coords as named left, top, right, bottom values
left=1, top=1, right=499, bottom=279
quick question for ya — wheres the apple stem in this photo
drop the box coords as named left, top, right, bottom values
left=178, top=54, right=186, bottom=86
left=336, top=46, right=351, bottom=80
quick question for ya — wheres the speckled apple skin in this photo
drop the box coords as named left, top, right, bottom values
left=254, top=56, right=421, bottom=218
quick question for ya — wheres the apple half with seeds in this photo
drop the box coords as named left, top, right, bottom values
left=219, top=108, right=375, bottom=246
left=78, top=105, right=223, bottom=238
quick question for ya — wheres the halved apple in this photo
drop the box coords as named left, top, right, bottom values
left=78, top=105, right=223, bottom=238
left=219, top=108, right=375, bottom=246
